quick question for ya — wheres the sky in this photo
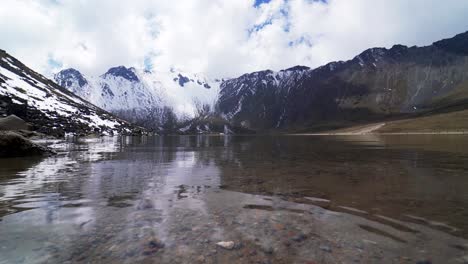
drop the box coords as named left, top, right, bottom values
left=1, top=0, right=468, bottom=79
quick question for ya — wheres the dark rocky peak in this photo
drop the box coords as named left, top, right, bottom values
left=353, top=47, right=388, bottom=65
left=389, top=44, right=408, bottom=53
left=252, top=69, right=274, bottom=76
left=433, top=31, right=468, bottom=55
left=55, top=68, right=88, bottom=87
left=314, top=61, right=346, bottom=74
left=220, top=70, right=280, bottom=96
left=234, top=70, right=274, bottom=81
left=103, top=66, right=139, bottom=82
left=281, top=65, right=310, bottom=72
left=176, top=74, right=191, bottom=87
left=195, top=79, right=212, bottom=89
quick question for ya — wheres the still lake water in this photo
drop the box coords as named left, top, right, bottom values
left=0, top=135, right=468, bottom=263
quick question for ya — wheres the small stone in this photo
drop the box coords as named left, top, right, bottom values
left=196, top=255, right=206, bottom=263
left=273, top=223, right=285, bottom=230
left=137, top=199, right=154, bottom=210
left=291, top=234, right=307, bottom=243
left=125, top=250, right=137, bottom=258
left=415, top=261, right=432, bottom=264
left=261, top=245, right=274, bottom=254
left=149, top=240, right=165, bottom=248
left=319, top=245, right=332, bottom=253
left=216, top=241, right=235, bottom=250
left=142, top=239, right=165, bottom=255
left=234, top=241, right=243, bottom=249
left=363, top=239, right=377, bottom=245
left=248, top=249, right=257, bottom=256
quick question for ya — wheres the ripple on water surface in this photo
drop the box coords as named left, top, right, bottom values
left=0, top=135, right=468, bottom=263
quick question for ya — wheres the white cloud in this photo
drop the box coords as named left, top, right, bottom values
left=1, top=0, right=468, bottom=78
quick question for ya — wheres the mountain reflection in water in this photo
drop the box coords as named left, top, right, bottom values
left=0, top=135, right=467, bottom=263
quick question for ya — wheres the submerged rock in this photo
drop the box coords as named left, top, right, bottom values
left=142, top=239, right=165, bottom=255
left=416, top=261, right=432, bottom=264
left=0, top=131, right=55, bottom=158
left=319, top=245, right=332, bottom=253
left=291, top=233, right=308, bottom=243
left=216, top=241, right=235, bottom=250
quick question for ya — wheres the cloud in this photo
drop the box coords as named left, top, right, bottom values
left=1, top=0, right=468, bottom=78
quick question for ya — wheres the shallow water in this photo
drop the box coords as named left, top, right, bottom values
left=1, top=135, right=468, bottom=263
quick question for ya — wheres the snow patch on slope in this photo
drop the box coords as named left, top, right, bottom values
left=55, top=67, right=221, bottom=118
left=0, top=51, right=139, bottom=134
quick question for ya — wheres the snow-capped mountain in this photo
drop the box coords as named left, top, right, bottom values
left=54, top=66, right=220, bottom=120
left=217, top=31, right=468, bottom=131
left=0, top=49, right=143, bottom=136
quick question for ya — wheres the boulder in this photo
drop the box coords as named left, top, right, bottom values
left=0, top=115, right=30, bottom=131
left=0, top=131, right=55, bottom=157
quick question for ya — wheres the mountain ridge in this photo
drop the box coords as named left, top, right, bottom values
left=0, top=49, right=144, bottom=136
left=7, top=30, right=467, bottom=134
left=54, top=65, right=220, bottom=126
left=216, top=30, right=468, bottom=131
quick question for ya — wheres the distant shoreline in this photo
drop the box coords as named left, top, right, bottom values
left=290, top=122, right=468, bottom=136
left=291, top=131, right=468, bottom=136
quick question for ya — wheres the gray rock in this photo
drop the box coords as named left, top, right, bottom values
left=319, top=245, right=332, bottom=253
left=0, top=131, right=55, bottom=158
left=0, top=115, right=30, bottom=131
left=291, top=233, right=308, bottom=242
left=260, top=245, right=274, bottom=254
left=216, top=241, right=235, bottom=250
left=458, top=255, right=468, bottom=264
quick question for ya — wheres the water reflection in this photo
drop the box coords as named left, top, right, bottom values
left=0, top=135, right=467, bottom=263
left=217, top=135, right=468, bottom=236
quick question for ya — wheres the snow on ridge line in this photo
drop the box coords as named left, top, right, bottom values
left=54, top=66, right=221, bottom=118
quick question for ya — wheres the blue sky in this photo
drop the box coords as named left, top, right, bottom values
left=1, top=0, right=468, bottom=78
left=254, top=0, right=271, bottom=7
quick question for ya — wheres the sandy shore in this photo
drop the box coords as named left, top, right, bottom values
left=292, top=122, right=468, bottom=136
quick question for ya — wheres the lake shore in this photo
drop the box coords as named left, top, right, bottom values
left=292, top=123, right=468, bottom=136
left=293, top=131, right=468, bottom=136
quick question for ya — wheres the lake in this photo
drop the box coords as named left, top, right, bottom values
left=0, top=135, right=468, bottom=263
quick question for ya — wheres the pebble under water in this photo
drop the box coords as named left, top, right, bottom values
left=0, top=135, right=468, bottom=263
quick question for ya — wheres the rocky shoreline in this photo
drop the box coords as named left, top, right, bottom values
left=0, top=131, right=55, bottom=158
left=0, top=115, right=57, bottom=157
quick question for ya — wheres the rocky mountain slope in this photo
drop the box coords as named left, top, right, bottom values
left=217, top=31, right=468, bottom=131
left=54, top=66, right=220, bottom=123
left=0, top=49, right=143, bottom=136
